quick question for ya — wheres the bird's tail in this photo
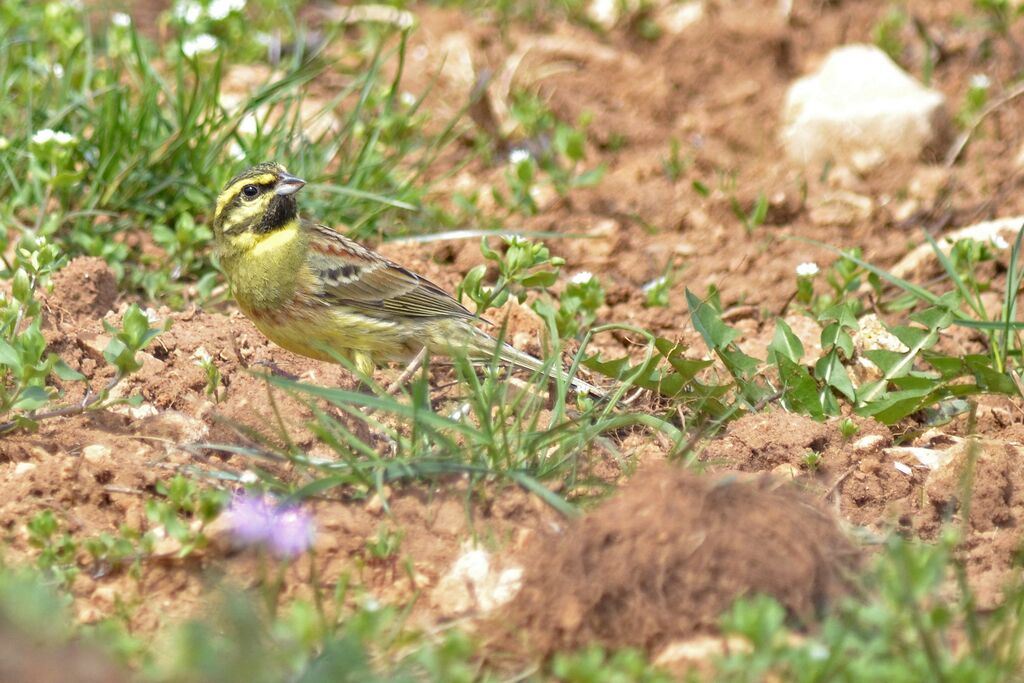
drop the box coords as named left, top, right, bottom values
left=464, top=327, right=605, bottom=398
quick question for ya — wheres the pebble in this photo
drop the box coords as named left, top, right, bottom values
left=13, top=462, right=37, bottom=476
left=781, top=44, right=948, bottom=168
left=82, top=444, right=112, bottom=463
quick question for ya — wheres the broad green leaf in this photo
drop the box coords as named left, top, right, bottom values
left=53, top=359, right=85, bottom=382
left=863, top=349, right=910, bottom=378
left=922, top=352, right=966, bottom=380
left=0, top=339, right=22, bottom=372
left=769, top=318, right=804, bottom=364
left=686, top=289, right=739, bottom=349
left=12, top=386, right=51, bottom=411
left=821, top=323, right=854, bottom=357
left=815, top=352, right=856, bottom=401
left=777, top=355, right=825, bottom=420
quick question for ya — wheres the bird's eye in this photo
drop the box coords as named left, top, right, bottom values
left=241, top=184, right=260, bottom=199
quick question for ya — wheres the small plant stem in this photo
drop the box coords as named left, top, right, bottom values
left=0, top=371, right=123, bottom=434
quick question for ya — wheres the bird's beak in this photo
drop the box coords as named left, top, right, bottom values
left=275, top=173, right=306, bottom=196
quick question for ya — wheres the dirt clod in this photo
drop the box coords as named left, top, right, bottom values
left=45, top=257, right=119, bottom=324
left=498, top=464, right=857, bottom=655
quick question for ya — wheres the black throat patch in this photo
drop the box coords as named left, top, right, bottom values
left=253, top=194, right=298, bottom=234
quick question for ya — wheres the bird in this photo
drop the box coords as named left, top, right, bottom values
left=211, top=162, right=602, bottom=396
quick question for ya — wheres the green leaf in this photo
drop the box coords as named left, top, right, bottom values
left=53, top=359, right=85, bottom=381
left=922, top=352, right=966, bottom=380
left=818, top=302, right=858, bottom=329
left=12, top=386, right=52, bottom=411
left=686, top=289, right=739, bottom=349
left=776, top=355, right=825, bottom=420
left=890, top=325, right=930, bottom=349
left=863, top=349, right=911, bottom=378
left=820, top=323, right=854, bottom=357
left=518, top=270, right=558, bottom=288
left=964, top=355, right=1018, bottom=394
left=815, top=352, right=856, bottom=401
left=0, top=339, right=22, bottom=372
left=856, top=387, right=937, bottom=424
left=121, top=304, right=151, bottom=349
left=719, top=347, right=761, bottom=382
left=768, top=318, right=804, bottom=364
left=103, top=337, right=141, bottom=374
left=479, top=238, right=500, bottom=262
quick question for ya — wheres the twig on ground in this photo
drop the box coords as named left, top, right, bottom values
left=945, top=81, right=1024, bottom=166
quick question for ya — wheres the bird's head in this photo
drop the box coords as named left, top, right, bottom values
left=212, top=162, right=306, bottom=242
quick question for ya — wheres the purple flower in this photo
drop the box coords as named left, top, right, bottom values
left=227, top=492, right=315, bottom=558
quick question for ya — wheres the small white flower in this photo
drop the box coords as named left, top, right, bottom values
left=111, top=12, right=131, bottom=27
left=182, top=33, right=218, bottom=58
left=642, top=275, right=667, bottom=293
left=239, top=470, right=259, bottom=484
left=51, top=63, right=65, bottom=78
left=795, top=261, right=819, bottom=277
left=32, top=129, right=76, bottom=147
left=208, top=0, right=245, bottom=20
left=0, top=137, right=9, bottom=151
left=570, top=271, right=594, bottom=285
left=32, top=129, right=55, bottom=145
left=969, top=73, right=991, bottom=90
left=508, top=148, right=531, bottom=164
left=52, top=131, right=75, bottom=146
left=991, top=233, right=1010, bottom=251
left=400, top=91, right=416, bottom=106
left=173, top=0, right=204, bottom=25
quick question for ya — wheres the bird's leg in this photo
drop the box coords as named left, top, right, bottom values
left=384, top=347, right=428, bottom=397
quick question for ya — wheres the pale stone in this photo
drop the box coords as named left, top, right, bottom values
left=772, top=463, right=801, bottom=480
left=781, top=44, right=949, bottom=168
left=431, top=546, right=523, bottom=617
left=13, top=462, right=37, bottom=476
left=852, top=434, right=886, bottom=452
left=809, top=190, right=874, bottom=227
left=884, top=446, right=954, bottom=471
left=891, top=216, right=1023, bottom=279
left=656, top=1, right=703, bottom=34
left=655, top=635, right=750, bottom=667
left=82, top=444, right=111, bottom=462
left=852, top=314, right=908, bottom=383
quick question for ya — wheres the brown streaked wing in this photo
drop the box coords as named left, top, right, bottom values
left=306, top=222, right=477, bottom=320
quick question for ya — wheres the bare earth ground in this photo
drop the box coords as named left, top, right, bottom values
left=5, top=0, right=1024, bottom=672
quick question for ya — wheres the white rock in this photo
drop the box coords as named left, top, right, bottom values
left=13, top=462, right=37, bottom=476
left=852, top=434, right=886, bottom=452
left=431, top=547, right=523, bottom=617
left=82, top=444, right=112, bottom=462
left=781, top=44, right=949, bottom=168
left=884, top=446, right=954, bottom=471
left=891, top=216, right=1023, bottom=279
left=656, top=1, right=703, bottom=34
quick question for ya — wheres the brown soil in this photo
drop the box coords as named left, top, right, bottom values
left=7, top=0, right=1024, bottom=671
left=495, top=464, right=856, bottom=656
